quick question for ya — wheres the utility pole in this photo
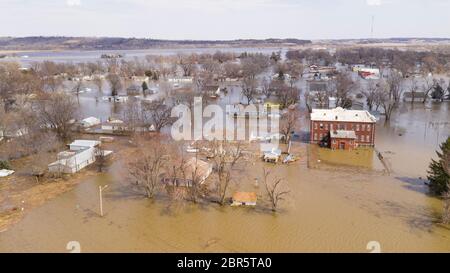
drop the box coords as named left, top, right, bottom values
left=371, top=15, right=375, bottom=39
left=99, top=185, right=109, bottom=217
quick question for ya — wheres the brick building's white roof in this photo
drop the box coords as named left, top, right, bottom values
left=311, top=107, right=376, bottom=123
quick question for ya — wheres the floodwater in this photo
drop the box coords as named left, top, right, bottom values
left=1, top=49, right=450, bottom=252
left=2, top=47, right=288, bottom=66
left=0, top=102, right=449, bottom=252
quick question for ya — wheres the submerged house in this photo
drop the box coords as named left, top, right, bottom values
left=231, top=192, right=257, bottom=206
left=358, top=68, right=380, bottom=80
left=48, top=140, right=111, bottom=174
left=203, top=85, right=221, bottom=99
left=403, top=91, right=426, bottom=102
left=310, top=107, right=377, bottom=150
left=161, top=158, right=213, bottom=187
left=101, top=119, right=126, bottom=133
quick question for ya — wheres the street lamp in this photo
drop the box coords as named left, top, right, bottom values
left=99, top=185, right=109, bottom=217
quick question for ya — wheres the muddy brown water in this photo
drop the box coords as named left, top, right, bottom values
left=0, top=103, right=449, bottom=252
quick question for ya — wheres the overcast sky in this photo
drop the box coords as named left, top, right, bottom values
left=1, top=0, right=449, bottom=40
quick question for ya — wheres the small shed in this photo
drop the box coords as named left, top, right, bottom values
left=0, top=169, right=15, bottom=177
left=263, top=148, right=282, bottom=163
left=231, top=192, right=257, bottom=206
left=81, top=117, right=101, bottom=128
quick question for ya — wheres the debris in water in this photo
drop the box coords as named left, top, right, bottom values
left=203, top=238, right=220, bottom=248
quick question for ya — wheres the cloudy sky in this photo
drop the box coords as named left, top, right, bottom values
left=1, top=0, right=449, bottom=40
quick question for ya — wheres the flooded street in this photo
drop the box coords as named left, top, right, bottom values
left=1, top=101, right=449, bottom=252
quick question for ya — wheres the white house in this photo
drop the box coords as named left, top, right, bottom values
left=48, top=140, right=110, bottom=174
left=167, top=77, right=194, bottom=84
left=48, top=148, right=96, bottom=174
left=101, top=119, right=126, bottom=133
left=81, top=117, right=101, bottom=128
left=102, top=96, right=129, bottom=103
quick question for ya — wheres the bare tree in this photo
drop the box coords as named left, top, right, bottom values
left=421, top=77, right=436, bottom=104
left=304, top=91, right=313, bottom=113
left=93, top=76, right=103, bottom=93
left=35, top=92, right=78, bottom=141
left=142, top=99, right=173, bottom=132
left=178, top=54, right=197, bottom=77
left=43, top=76, right=63, bottom=93
left=122, top=99, right=142, bottom=133
left=128, top=139, right=167, bottom=198
left=72, top=80, right=84, bottom=96
left=209, top=141, right=244, bottom=205
left=280, top=108, right=300, bottom=144
left=241, top=77, right=258, bottom=105
left=273, top=81, right=300, bottom=109
left=262, top=168, right=289, bottom=212
left=223, top=62, right=241, bottom=79
left=407, top=77, right=419, bottom=105
left=386, top=70, right=404, bottom=105
left=377, top=82, right=396, bottom=122
left=334, top=72, right=357, bottom=108
left=106, top=73, right=122, bottom=97
left=241, top=53, right=270, bottom=79
left=0, top=62, right=42, bottom=112
left=362, top=80, right=380, bottom=111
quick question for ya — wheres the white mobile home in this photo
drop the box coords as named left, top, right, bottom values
left=48, top=148, right=96, bottom=174
left=48, top=140, right=107, bottom=174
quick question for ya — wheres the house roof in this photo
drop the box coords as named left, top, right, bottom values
left=330, top=130, right=356, bottom=139
left=184, top=158, right=212, bottom=183
left=311, top=107, right=377, bottom=123
left=69, top=140, right=101, bottom=148
left=232, top=192, right=257, bottom=203
left=82, top=117, right=100, bottom=123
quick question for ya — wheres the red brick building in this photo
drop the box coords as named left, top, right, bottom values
left=310, top=107, right=377, bottom=150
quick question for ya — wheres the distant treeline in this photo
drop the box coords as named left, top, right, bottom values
left=0, top=37, right=312, bottom=51
left=287, top=47, right=450, bottom=74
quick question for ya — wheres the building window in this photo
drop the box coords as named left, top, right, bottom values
left=319, top=133, right=323, bottom=140
left=366, top=135, right=370, bottom=142
left=356, top=124, right=360, bottom=131
left=367, top=124, right=371, bottom=131
left=325, top=123, right=329, bottom=130
left=314, top=123, right=318, bottom=130
left=314, top=133, right=317, bottom=141
left=362, top=124, right=366, bottom=131
left=330, top=124, right=333, bottom=131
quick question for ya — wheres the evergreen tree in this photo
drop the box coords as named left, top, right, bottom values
left=427, top=137, right=450, bottom=196
left=431, top=83, right=445, bottom=101
left=142, top=81, right=149, bottom=97
left=142, top=81, right=148, bottom=91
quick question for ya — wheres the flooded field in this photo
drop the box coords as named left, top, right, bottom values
left=0, top=101, right=449, bottom=252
